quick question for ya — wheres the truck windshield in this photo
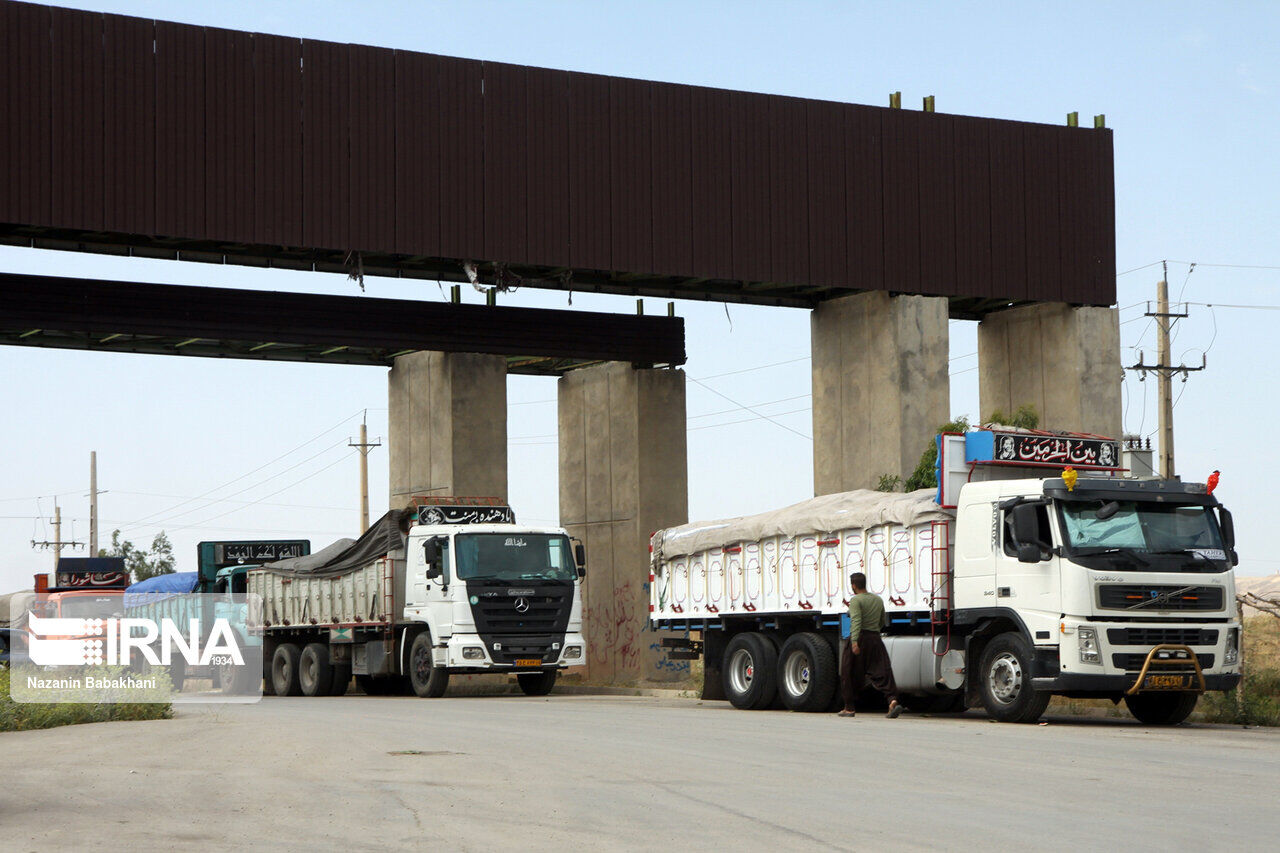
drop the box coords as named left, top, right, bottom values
left=1059, top=501, right=1226, bottom=564
left=453, top=534, right=577, bottom=582
left=58, top=594, right=122, bottom=617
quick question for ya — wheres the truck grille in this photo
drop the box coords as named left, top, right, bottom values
left=1097, top=585, right=1224, bottom=611
left=470, top=586, right=571, bottom=635
left=1106, top=628, right=1218, bottom=646
left=1112, top=653, right=1214, bottom=672
left=487, top=635, right=561, bottom=665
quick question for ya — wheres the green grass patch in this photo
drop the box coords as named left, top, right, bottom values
left=1199, top=615, right=1280, bottom=726
left=0, top=667, right=172, bottom=733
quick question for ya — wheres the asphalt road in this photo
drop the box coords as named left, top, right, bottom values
left=3, top=694, right=1278, bottom=851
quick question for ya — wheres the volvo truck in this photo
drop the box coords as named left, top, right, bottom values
left=249, top=497, right=587, bottom=698
left=650, top=427, right=1241, bottom=724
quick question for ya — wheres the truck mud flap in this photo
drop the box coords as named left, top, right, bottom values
left=1125, top=644, right=1206, bottom=695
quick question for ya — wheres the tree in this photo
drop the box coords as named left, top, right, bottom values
left=986, top=404, right=1040, bottom=429
left=99, top=530, right=176, bottom=583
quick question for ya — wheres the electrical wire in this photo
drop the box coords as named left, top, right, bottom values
left=162, top=451, right=357, bottom=534
left=117, top=410, right=364, bottom=529
left=688, top=377, right=811, bottom=440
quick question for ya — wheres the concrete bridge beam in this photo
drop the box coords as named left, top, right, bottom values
left=558, top=363, right=688, bottom=684
left=810, top=292, right=951, bottom=494
left=388, top=351, right=508, bottom=507
left=978, top=303, right=1122, bottom=438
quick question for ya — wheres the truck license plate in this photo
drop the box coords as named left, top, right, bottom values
left=514, top=658, right=542, bottom=668
left=1143, top=673, right=1193, bottom=690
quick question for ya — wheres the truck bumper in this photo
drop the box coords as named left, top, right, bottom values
left=1047, top=618, right=1243, bottom=694
left=439, top=632, right=587, bottom=669
left=1034, top=673, right=1241, bottom=693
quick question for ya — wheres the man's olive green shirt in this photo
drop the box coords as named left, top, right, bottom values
left=847, top=591, right=888, bottom=639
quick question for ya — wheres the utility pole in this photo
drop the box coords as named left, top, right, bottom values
left=89, top=450, right=99, bottom=555
left=32, top=502, right=84, bottom=565
left=1126, top=264, right=1205, bottom=478
left=349, top=412, right=382, bottom=533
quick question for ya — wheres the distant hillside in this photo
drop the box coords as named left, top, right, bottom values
left=1237, top=573, right=1280, bottom=614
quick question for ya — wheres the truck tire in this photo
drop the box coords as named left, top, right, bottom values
left=408, top=632, right=450, bottom=698
left=1124, top=691, right=1198, bottom=725
left=777, top=632, right=837, bottom=712
left=722, top=632, right=778, bottom=711
left=517, top=670, right=558, bottom=696
left=978, top=632, right=1050, bottom=723
left=271, top=643, right=303, bottom=696
left=298, top=643, right=334, bottom=697
left=218, top=659, right=256, bottom=695
left=329, top=664, right=352, bottom=695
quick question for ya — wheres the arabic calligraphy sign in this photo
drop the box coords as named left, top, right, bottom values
left=213, top=540, right=310, bottom=568
left=417, top=505, right=516, bottom=526
left=992, top=431, right=1120, bottom=469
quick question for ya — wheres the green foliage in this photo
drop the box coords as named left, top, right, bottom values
left=0, top=668, right=172, bottom=732
left=99, top=529, right=175, bottom=582
left=874, top=474, right=902, bottom=493
left=874, top=416, right=971, bottom=493
left=1201, top=671, right=1280, bottom=727
left=986, top=404, right=1040, bottom=429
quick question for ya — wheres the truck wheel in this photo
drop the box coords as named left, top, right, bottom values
left=299, top=643, right=334, bottom=697
left=329, top=664, right=352, bottom=695
left=1124, top=691, right=1198, bottom=725
left=978, top=632, right=1050, bottom=723
left=777, top=632, right=837, bottom=712
left=517, top=670, right=558, bottom=696
left=218, top=659, right=255, bottom=695
left=722, top=632, right=778, bottom=711
left=271, top=643, right=303, bottom=696
left=408, top=632, right=450, bottom=698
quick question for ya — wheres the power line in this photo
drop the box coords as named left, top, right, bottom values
left=688, top=377, right=811, bottom=440
left=116, top=410, right=364, bottom=530
left=117, top=438, right=353, bottom=532
left=165, top=448, right=358, bottom=527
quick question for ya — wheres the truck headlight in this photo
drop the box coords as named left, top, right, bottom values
left=563, top=645, right=582, bottom=660
left=462, top=647, right=485, bottom=660
left=1225, top=627, right=1240, bottom=665
left=1078, top=627, right=1100, bottom=664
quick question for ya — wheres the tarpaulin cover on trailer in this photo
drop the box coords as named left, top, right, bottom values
left=123, top=571, right=199, bottom=608
left=0, top=590, right=36, bottom=628
left=650, top=489, right=952, bottom=562
left=256, top=509, right=412, bottom=577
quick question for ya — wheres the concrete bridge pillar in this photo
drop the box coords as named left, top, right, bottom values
left=978, top=303, right=1121, bottom=438
left=558, top=362, right=688, bottom=684
left=810, top=291, right=950, bottom=494
left=388, top=351, right=508, bottom=507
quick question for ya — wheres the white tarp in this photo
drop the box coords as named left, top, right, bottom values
left=1, top=589, right=36, bottom=628
left=651, top=489, right=952, bottom=562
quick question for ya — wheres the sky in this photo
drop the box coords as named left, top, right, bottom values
left=3, top=1, right=1279, bottom=593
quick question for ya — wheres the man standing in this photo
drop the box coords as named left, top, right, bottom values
left=837, top=572, right=902, bottom=718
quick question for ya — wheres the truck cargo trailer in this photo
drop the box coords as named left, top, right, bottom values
left=651, top=427, right=1241, bottom=724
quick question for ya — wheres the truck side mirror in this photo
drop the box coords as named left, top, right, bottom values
left=1218, top=508, right=1235, bottom=549
left=1016, top=543, right=1041, bottom=564
left=574, top=541, right=586, bottom=578
left=423, top=538, right=442, bottom=578
left=1009, top=504, right=1045, bottom=563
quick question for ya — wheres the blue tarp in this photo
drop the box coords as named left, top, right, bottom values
left=123, top=572, right=199, bottom=609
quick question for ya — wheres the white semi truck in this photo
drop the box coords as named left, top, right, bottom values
left=651, top=427, right=1241, bottom=724
left=250, top=497, right=587, bottom=698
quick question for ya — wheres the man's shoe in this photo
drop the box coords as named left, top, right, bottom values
left=837, top=709, right=856, bottom=717
left=886, top=700, right=902, bottom=719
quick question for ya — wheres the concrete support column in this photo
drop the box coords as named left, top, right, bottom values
left=388, top=351, right=507, bottom=507
left=558, top=363, right=688, bottom=685
left=978, top=303, right=1121, bottom=438
left=811, top=291, right=950, bottom=494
